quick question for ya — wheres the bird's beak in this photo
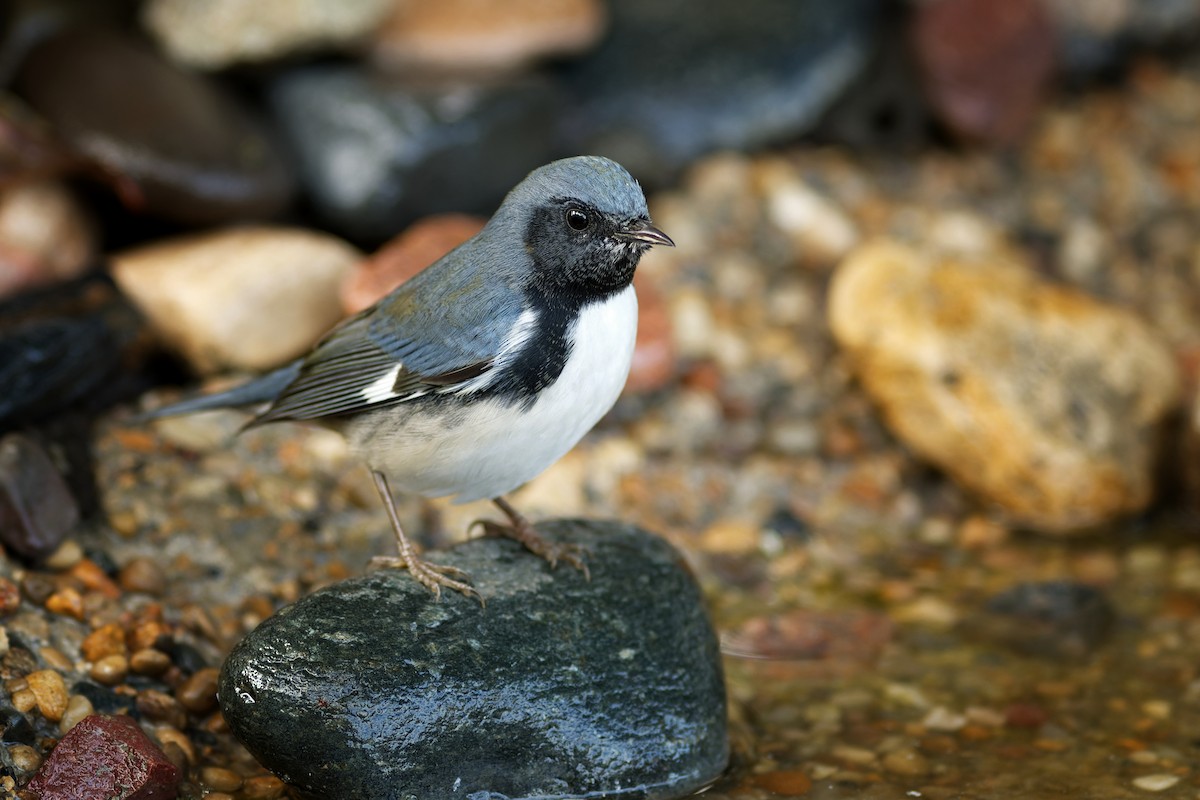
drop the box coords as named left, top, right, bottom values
left=616, top=219, right=675, bottom=247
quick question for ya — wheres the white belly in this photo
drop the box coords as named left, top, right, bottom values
left=350, top=286, right=638, bottom=503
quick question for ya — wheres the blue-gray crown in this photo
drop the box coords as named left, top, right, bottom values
left=505, top=156, right=649, bottom=219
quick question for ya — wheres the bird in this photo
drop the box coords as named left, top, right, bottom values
left=142, top=155, right=673, bottom=599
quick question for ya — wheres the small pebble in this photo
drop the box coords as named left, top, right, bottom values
left=83, top=623, right=129, bottom=661
left=137, top=689, right=187, bottom=729
left=118, top=557, right=167, bottom=596
left=25, top=669, right=69, bottom=721
left=90, top=654, right=130, bottom=686
left=0, top=578, right=22, bottom=615
left=1132, top=774, right=1180, bottom=792
left=44, top=587, right=85, bottom=620
left=59, top=693, right=94, bottom=733
left=11, top=687, right=35, bottom=713
left=751, top=769, right=813, bottom=795
left=200, top=766, right=243, bottom=792
left=153, top=725, right=195, bottom=767
left=241, top=775, right=287, bottom=800
left=176, top=667, right=219, bottom=714
left=130, top=648, right=172, bottom=676
left=883, top=747, right=931, bottom=776
left=8, top=743, right=41, bottom=775
left=39, top=646, right=73, bottom=672
left=922, top=706, right=967, bottom=732
left=42, top=540, right=84, bottom=570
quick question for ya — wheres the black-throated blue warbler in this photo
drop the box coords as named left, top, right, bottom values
left=144, top=156, right=673, bottom=599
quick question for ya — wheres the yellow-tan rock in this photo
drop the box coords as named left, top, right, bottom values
left=829, top=240, right=1180, bottom=532
left=112, top=226, right=359, bottom=374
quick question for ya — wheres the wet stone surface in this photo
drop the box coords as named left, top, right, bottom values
left=220, top=521, right=728, bottom=800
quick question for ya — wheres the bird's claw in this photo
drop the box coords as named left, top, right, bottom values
left=369, top=555, right=482, bottom=603
left=471, top=519, right=591, bottom=580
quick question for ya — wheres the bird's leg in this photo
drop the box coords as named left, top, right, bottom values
left=473, top=496, right=590, bottom=579
left=368, top=470, right=480, bottom=601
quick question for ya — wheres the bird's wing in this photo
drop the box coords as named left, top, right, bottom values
left=250, top=268, right=522, bottom=425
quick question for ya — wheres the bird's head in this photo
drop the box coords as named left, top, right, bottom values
left=497, top=156, right=673, bottom=303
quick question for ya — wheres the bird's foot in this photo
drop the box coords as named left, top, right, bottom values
left=369, top=554, right=481, bottom=603
left=471, top=518, right=591, bottom=579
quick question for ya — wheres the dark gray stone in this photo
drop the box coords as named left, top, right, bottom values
left=974, top=581, right=1116, bottom=660
left=559, top=0, right=885, bottom=184
left=220, top=520, right=728, bottom=800
left=270, top=68, right=563, bottom=241
left=1048, top=0, right=1200, bottom=78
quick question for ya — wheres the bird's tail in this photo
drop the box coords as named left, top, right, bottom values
left=135, top=361, right=302, bottom=421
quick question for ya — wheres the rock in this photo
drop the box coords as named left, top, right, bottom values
left=111, top=226, right=359, bottom=374
left=15, top=28, right=293, bottom=225
left=1045, top=0, right=1200, bottom=78
left=561, top=0, right=885, bottom=184
left=910, top=0, right=1056, bottom=146
left=0, top=433, right=79, bottom=561
left=0, top=180, right=94, bottom=299
left=26, top=713, right=181, bottom=800
left=626, top=272, right=676, bottom=394
left=270, top=66, right=562, bottom=240
left=828, top=240, right=1180, bottom=532
left=142, top=0, right=394, bottom=69
left=754, top=158, right=860, bottom=267
left=370, top=0, right=606, bottom=74
left=341, top=214, right=485, bottom=315
left=975, top=581, right=1115, bottom=659
left=220, top=521, right=728, bottom=800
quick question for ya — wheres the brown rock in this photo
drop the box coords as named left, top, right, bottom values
left=27, top=714, right=181, bottom=800
left=370, top=0, right=606, bottom=74
left=0, top=433, right=80, bottom=561
left=911, top=0, right=1056, bottom=146
left=341, top=214, right=485, bottom=315
left=111, top=226, right=360, bottom=375
left=175, top=667, right=219, bottom=714
left=829, top=240, right=1180, bottom=532
left=119, top=557, right=168, bottom=596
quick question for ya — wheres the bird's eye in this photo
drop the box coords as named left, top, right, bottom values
left=565, top=208, right=590, bottom=231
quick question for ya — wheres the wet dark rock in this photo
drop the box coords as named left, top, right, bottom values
left=910, top=0, right=1057, bottom=146
left=0, top=274, right=160, bottom=430
left=0, top=704, right=36, bottom=746
left=15, top=27, right=294, bottom=225
left=72, top=680, right=134, bottom=716
left=560, top=0, right=885, bottom=184
left=817, top=16, right=931, bottom=151
left=270, top=67, right=562, bottom=241
left=975, top=581, right=1116, bottom=659
left=0, top=433, right=78, bottom=561
left=220, top=520, right=728, bottom=800
left=26, top=713, right=181, bottom=800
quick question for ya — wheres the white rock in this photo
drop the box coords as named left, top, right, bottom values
left=142, top=0, right=394, bottom=69
left=112, top=226, right=359, bottom=374
left=0, top=181, right=93, bottom=298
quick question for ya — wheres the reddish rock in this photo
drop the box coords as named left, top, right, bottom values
left=26, top=714, right=181, bottom=799
left=720, top=609, right=894, bottom=678
left=911, top=0, right=1056, bottom=146
left=625, top=272, right=676, bottom=394
left=341, top=214, right=486, bottom=315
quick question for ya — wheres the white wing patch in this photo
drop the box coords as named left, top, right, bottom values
left=448, top=306, right=540, bottom=396
left=360, top=364, right=404, bottom=404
